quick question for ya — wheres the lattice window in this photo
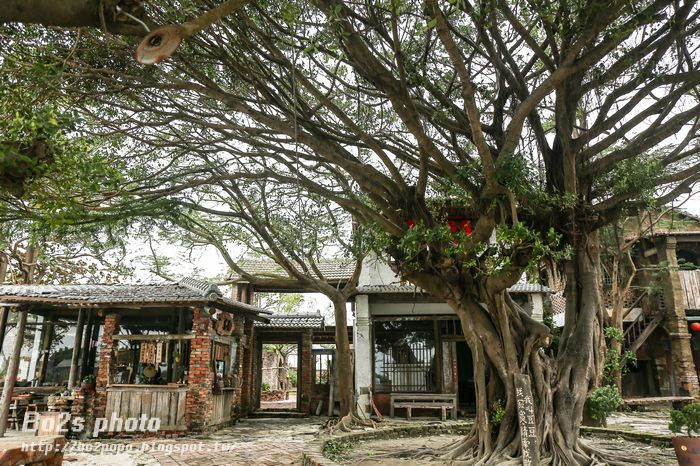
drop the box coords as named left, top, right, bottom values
left=374, top=320, right=436, bottom=392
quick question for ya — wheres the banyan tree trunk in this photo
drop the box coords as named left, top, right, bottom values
left=417, top=234, right=606, bottom=465
left=332, top=297, right=354, bottom=418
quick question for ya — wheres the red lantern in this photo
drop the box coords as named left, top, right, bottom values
left=690, top=322, right=700, bottom=332
left=448, top=220, right=458, bottom=233
left=461, top=220, right=472, bottom=235
left=406, top=218, right=415, bottom=228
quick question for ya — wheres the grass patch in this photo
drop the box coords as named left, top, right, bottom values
left=323, top=438, right=353, bottom=462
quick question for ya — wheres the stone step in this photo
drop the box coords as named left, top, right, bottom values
left=249, top=410, right=308, bottom=418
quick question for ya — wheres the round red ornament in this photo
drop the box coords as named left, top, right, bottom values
left=690, top=322, right=700, bottom=332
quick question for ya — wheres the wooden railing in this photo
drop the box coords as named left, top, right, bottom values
left=210, top=389, right=236, bottom=425
left=105, top=385, right=187, bottom=431
left=623, top=310, right=664, bottom=353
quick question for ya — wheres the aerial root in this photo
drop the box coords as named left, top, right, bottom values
left=326, top=412, right=378, bottom=435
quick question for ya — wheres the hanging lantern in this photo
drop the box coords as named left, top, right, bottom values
left=690, top=322, right=700, bottom=332
left=460, top=220, right=472, bottom=235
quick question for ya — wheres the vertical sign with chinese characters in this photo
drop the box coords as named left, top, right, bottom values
left=514, top=373, right=539, bottom=466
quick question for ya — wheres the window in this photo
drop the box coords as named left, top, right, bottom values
left=374, top=320, right=436, bottom=392
left=213, top=338, right=239, bottom=388
left=111, top=337, right=191, bottom=385
left=313, top=350, right=333, bottom=385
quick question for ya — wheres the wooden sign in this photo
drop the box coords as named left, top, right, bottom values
left=514, top=373, right=539, bottom=466
left=140, top=342, right=164, bottom=364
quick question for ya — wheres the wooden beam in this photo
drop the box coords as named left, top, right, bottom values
left=67, top=309, right=86, bottom=389
left=0, top=309, right=28, bottom=436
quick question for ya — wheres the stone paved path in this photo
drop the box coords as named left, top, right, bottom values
left=64, top=418, right=323, bottom=465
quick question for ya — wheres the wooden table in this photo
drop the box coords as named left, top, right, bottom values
left=0, top=435, right=65, bottom=465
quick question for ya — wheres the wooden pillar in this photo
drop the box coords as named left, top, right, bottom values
left=67, top=309, right=86, bottom=389
left=87, top=322, right=100, bottom=374
left=0, top=259, right=9, bottom=353
left=0, top=308, right=28, bottom=436
left=0, top=308, right=8, bottom=356
left=78, top=310, right=92, bottom=380
left=34, top=315, right=55, bottom=384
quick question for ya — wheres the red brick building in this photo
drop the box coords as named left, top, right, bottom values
left=0, top=278, right=270, bottom=436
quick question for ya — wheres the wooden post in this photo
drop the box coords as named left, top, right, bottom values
left=327, top=357, right=335, bottom=417
left=78, top=310, right=92, bottom=380
left=0, top=308, right=28, bottom=436
left=174, top=308, right=185, bottom=383
left=87, top=322, right=99, bottom=372
left=67, top=309, right=86, bottom=389
left=0, top=308, right=8, bottom=356
left=34, top=315, right=55, bottom=384
left=0, top=259, right=8, bottom=353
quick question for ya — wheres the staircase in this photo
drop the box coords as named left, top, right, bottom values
left=622, top=310, right=665, bottom=353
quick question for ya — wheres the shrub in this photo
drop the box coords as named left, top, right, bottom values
left=288, top=368, right=298, bottom=387
left=491, top=399, right=506, bottom=431
left=586, top=385, right=622, bottom=422
left=261, top=382, right=270, bottom=392
left=670, top=403, right=700, bottom=437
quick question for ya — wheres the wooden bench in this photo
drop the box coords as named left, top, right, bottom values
left=390, top=393, right=457, bottom=421
left=624, top=396, right=695, bottom=410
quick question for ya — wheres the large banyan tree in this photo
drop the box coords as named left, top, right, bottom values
left=2, top=0, right=700, bottom=463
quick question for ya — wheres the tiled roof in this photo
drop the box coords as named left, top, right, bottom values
left=0, top=278, right=270, bottom=320
left=231, top=259, right=355, bottom=282
left=356, top=283, right=552, bottom=295
left=255, top=313, right=325, bottom=329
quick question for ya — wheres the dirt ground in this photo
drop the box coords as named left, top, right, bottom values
left=337, top=434, right=677, bottom=465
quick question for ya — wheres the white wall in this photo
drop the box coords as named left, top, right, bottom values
left=359, top=255, right=400, bottom=286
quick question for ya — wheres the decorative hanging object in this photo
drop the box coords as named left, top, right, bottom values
left=142, top=364, right=157, bottom=379
left=135, top=0, right=249, bottom=64
left=139, top=341, right=165, bottom=364
left=690, top=322, right=700, bottom=332
left=215, top=313, right=235, bottom=336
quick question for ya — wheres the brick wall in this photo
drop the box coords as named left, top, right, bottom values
left=239, top=318, right=255, bottom=414
left=656, top=236, right=700, bottom=399
left=94, top=313, right=119, bottom=418
left=299, top=330, right=312, bottom=413
left=71, top=387, right=96, bottom=439
left=185, top=307, right=214, bottom=430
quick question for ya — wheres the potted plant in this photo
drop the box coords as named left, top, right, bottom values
left=81, top=375, right=96, bottom=392
left=583, top=385, right=622, bottom=427
left=669, top=402, right=700, bottom=464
